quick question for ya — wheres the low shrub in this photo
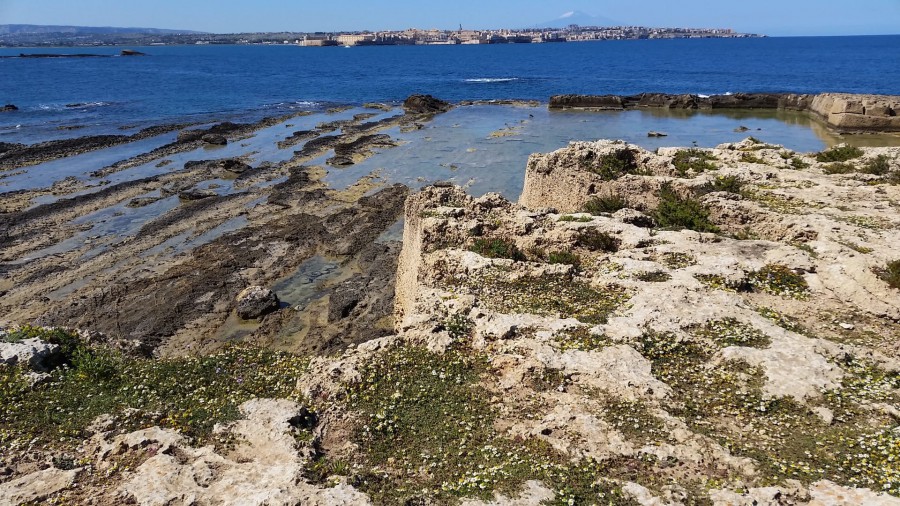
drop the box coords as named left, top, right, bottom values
left=469, top=238, right=526, bottom=261
left=673, top=149, right=717, bottom=176
left=547, top=251, right=582, bottom=267
left=576, top=229, right=621, bottom=253
left=588, top=150, right=640, bottom=180
left=823, top=162, right=856, bottom=175
left=705, top=175, right=744, bottom=194
left=862, top=155, right=891, bottom=176
left=653, top=183, right=719, bottom=233
left=583, top=195, right=629, bottom=215
left=816, top=145, right=863, bottom=163
left=789, top=157, right=811, bottom=170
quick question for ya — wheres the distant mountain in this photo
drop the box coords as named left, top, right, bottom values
left=533, top=11, right=622, bottom=29
left=0, top=24, right=204, bottom=36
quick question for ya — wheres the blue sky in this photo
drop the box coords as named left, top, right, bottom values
left=1, top=0, right=898, bottom=36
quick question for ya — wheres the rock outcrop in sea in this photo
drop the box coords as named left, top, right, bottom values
left=550, top=92, right=900, bottom=133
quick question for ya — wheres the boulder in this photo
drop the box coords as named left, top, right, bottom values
left=1, top=104, right=18, bottom=112
left=0, top=338, right=61, bottom=372
left=647, top=131, right=667, bottom=137
left=403, top=94, right=451, bottom=115
left=236, top=286, right=280, bottom=320
left=202, top=133, right=228, bottom=146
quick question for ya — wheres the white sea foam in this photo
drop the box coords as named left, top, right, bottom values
left=464, top=78, right=520, bottom=83
left=697, top=94, right=711, bottom=98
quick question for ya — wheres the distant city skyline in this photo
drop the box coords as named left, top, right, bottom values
left=1, top=0, right=898, bottom=36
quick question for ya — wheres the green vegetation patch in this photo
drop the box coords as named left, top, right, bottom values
left=583, top=195, right=630, bottom=215
left=558, top=215, right=593, bottom=223
left=588, top=150, right=640, bottom=180
left=654, top=183, right=720, bottom=233
left=343, top=345, right=642, bottom=504
left=634, top=270, right=672, bottom=283
left=658, top=252, right=697, bottom=270
left=747, top=264, right=809, bottom=298
left=639, top=329, right=900, bottom=495
left=741, top=153, right=768, bottom=165
left=469, top=238, right=526, bottom=262
left=755, top=306, right=811, bottom=336
left=705, top=175, right=745, bottom=195
left=553, top=326, right=611, bottom=352
left=696, top=265, right=808, bottom=299
left=453, top=271, right=629, bottom=325
left=673, top=149, right=718, bottom=176
left=816, top=145, right=864, bottom=163
left=546, top=251, right=583, bottom=268
left=839, top=241, right=873, bottom=254
left=0, top=328, right=310, bottom=452
left=789, top=157, right=811, bottom=170
left=823, top=162, right=856, bottom=175
left=596, top=395, right=667, bottom=446
left=691, top=318, right=772, bottom=349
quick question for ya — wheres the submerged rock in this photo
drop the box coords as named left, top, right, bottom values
left=236, top=286, right=280, bottom=320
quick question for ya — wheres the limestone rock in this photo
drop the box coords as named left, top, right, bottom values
left=0, top=337, right=61, bottom=371
left=0, top=467, right=80, bottom=506
left=236, top=286, right=280, bottom=320
left=117, top=399, right=371, bottom=506
left=808, top=480, right=900, bottom=505
left=460, top=481, right=555, bottom=505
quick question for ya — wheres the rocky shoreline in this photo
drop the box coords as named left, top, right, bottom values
left=550, top=92, right=900, bottom=134
left=1, top=93, right=900, bottom=505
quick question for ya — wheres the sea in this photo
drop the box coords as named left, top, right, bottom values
left=1, top=35, right=899, bottom=144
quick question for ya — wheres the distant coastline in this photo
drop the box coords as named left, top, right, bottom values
left=0, top=23, right=761, bottom=48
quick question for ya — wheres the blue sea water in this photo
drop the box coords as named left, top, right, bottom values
left=1, top=36, right=898, bottom=143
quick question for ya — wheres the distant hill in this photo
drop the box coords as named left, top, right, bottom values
left=534, top=11, right=622, bottom=29
left=0, top=24, right=204, bottom=36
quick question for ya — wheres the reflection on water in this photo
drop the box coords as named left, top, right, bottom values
left=324, top=105, right=900, bottom=199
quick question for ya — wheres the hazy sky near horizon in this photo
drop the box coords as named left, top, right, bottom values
left=0, top=0, right=898, bottom=36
